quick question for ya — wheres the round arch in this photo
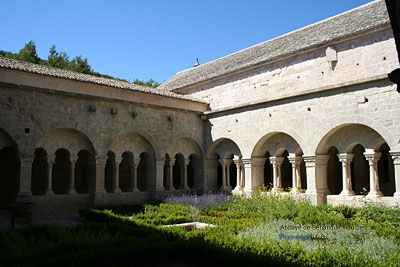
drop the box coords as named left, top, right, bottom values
left=251, top=132, right=303, bottom=157
left=205, top=138, right=242, bottom=160
left=167, top=137, right=203, bottom=159
left=109, top=133, right=156, bottom=158
left=36, top=128, right=95, bottom=157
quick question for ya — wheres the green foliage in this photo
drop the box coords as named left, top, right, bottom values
left=2, top=194, right=400, bottom=266
left=16, top=41, right=41, bottom=64
left=0, top=41, right=160, bottom=88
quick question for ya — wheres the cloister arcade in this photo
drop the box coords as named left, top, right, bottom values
left=1, top=122, right=400, bottom=211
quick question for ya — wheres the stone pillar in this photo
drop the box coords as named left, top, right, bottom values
left=338, top=153, right=355, bottom=196
left=93, top=156, right=107, bottom=194
left=169, top=159, right=176, bottom=191
left=391, top=152, right=400, bottom=198
left=46, top=155, right=55, bottom=195
left=364, top=152, right=383, bottom=198
left=68, top=157, right=77, bottom=194
left=232, top=158, right=243, bottom=192
left=155, top=158, right=165, bottom=192
left=181, top=158, right=190, bottom=190
left=270, top=156, right=284, bottom=193
left=250, top=157, right=266, bottom=192
left=304, top=155, right=330, bottom=205
left=204, top=159, right=218, bottom=191
left=113, top=156, right=122, bottom=193
left=18, top=155, right=34, bottom=202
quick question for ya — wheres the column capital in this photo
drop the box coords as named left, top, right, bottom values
left=241, top=158, right=252, bottom=167
left=70, top=156, right=78, bottom=164
left=19, top=155, right=34, bottom=167
left=270, top=156, right=284, bottom=165
left=390, top=151, right=400, bottom=165
left=251, top=157, right=266, bottom=167
left=95, top=156, right=107, bottom=166
left=233, top=158, right=242, bottom=167
left=219, top=159, right=232, bottom=166
left=303, top=155, right=315, bottom=168
left=364, top=152, right=381, bottom=164
left=115, top=155, right=122, bottom=164
left=47, top=155, right=55, bottom=164
left=169, top=158, right=176, bottom=166
left=338, top=153, right=354, bottom=162
left=184, top=158, right=191, bottom=166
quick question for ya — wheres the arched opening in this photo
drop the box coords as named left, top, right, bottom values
left=104, top=151, right=115, bottom=193
left=229, top=155, right=237, bottom=189
left=327, top=146, right=342, bottom=195
left=263, top=152, right=273, bottom=188
left=75, top=150, right=93, bottom=194
left=173, top=154, right=184, bottom=190
left=0, top=146, right=19, bottom=208
left=251, top=132, right=303, bottom=193
left=52, top=149, right=70, bottom=194
left=163, top=153, right=170, bottom=190
left=119, top=151, right=133, bottom=192
left=377, top=143, right=395, bottom=196
left=31, top=148, right=47, bottom=195
left=137, top=152, right=150, bottom=191
left=205, top=138, right=242, bottom=191
left=280, top=150, right=292, bottom=190
left=350, top=144, right=369, bottom=194
left=217, top=154, right=222, bottom=188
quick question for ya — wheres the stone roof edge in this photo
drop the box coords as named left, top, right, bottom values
left=0, top=57, right=208, bottom=104
left=159, top=0, right=390, bottom=91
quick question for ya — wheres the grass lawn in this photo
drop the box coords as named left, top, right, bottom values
left=1, top=192, right=399, bottom=266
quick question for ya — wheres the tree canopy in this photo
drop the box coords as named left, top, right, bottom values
left=0, top=41, right=160, bottom=88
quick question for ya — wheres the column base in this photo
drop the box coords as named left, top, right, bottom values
left=232, top=186, right=244, bottom=194
left=393, top=191, right=400, bottom=198
left=271, top=187, right=284, bottom=193
left=366, top=191, right=383, bottom=198
left=290, top=188, right=305, bottom=194
left=45, top=190, right=55, bottom=196
left=68, top=189, right=77, bottom=194
left=339, top=190, right=356, bottom=196
left=220, top=185, right=232, bottom=192
left=113, top=188, right=122, bottom=194
left=179, top=186, right=191, bottom=191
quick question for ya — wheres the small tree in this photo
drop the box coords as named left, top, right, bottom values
left=17, top=41, right=40, bottom=64
left=47, top=45, right=69, bottom=69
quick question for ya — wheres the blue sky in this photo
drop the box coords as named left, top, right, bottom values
left=1, top=0, right=373, bottom=83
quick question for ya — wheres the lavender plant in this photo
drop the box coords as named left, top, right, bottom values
left=164, top=192, right=231, bottom=210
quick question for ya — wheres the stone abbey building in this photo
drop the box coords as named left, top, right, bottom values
left=1, top=0, right=400, bottom=220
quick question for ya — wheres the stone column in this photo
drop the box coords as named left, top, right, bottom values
left=113, top=156, right=122, bottom=193
left=270, top=156, right=284, bottom=193
left=181, top=158, right=190, bottom=190
left=18, top=155, right=34, bottom=202
left=232, top=158, right=242, bottom=192
left=338, top=153, right=355, bottom=196
left=169, top=159, right=176, bottom=191
left=129, top=158, right=140, bottom=192
left=391, top=152, right=400, bottom=198
left=68, top=157, right=77, bottom=194
left=289, top=156, right=304, bottom=193
left=46, top=155, right=55, bottom=195
left=155, top=158, right=165, bottom=192
left=364, top=152, right=383, bottom=198
left=220, top=159, right=232, bottom=191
